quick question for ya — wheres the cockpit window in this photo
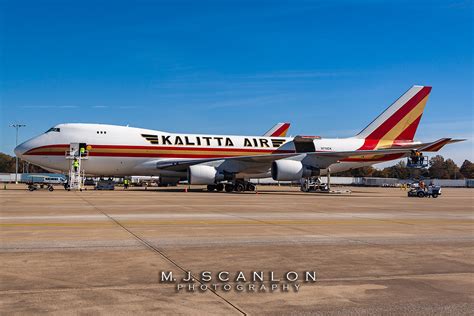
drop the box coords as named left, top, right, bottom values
left=45, top=127, right=60, bottom=133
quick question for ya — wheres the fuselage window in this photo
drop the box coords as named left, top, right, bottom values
left=97, top=131, right=107, bottom=134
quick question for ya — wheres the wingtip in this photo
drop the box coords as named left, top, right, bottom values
left=449, top=139, right=467, bottom=143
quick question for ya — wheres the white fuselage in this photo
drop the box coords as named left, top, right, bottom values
left=15, top=123, right=387, bottom=178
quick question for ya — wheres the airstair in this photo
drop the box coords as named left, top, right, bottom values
left=65, top=143, right=88, bottom=191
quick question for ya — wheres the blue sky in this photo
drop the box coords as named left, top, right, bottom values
left=1, top=0, right=472, bottom=165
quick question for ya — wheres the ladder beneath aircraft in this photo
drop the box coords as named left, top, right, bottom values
left=65, top=143, right=88, bottom=191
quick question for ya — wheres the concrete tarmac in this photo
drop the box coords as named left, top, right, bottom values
left=0, top=185, right=473, bottom=315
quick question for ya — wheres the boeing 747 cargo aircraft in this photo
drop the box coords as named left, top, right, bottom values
left=15, top=86, right=463, bottom=191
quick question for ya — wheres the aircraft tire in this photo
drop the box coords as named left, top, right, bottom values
left=235, top=183, right=245, bottom=192
left=247, top=183, right=256, bottom=191
left=224, top=184, right=234, bottom=192
left=301, top=185, right=310, bottom=192
left=207, top=184, right=216, bottom=192
left=216, top=183, right=224, bottom=192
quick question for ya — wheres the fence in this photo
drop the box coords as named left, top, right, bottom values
left=250, top=177, right=473, bottom=187
left=2, top=173, right=472, bottom=187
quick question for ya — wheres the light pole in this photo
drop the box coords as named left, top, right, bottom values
left=9, top=124, right=26, bottom=184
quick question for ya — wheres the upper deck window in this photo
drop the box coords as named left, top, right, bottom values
left=45, top=127, right=60, bottom=133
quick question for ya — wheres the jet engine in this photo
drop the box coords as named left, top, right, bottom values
left=187, top=165, right=233, bottom=184
left=188, top=165, right=218, bottom=185
left=271, top=160, right=320, bottom=181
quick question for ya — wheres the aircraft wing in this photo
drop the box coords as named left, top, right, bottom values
left=154, top=138, right=465, bottom=174
left=155, top=147, right=415, bottom=174
left=155, top=152, right=299, bottom=172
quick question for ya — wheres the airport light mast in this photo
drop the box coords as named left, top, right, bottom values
left=10, top=124, right=26, bottom=184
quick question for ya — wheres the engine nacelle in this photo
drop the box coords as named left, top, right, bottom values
left=271, top=160, right=320, bottom=181
left=188, top=165, right=218, bottom=185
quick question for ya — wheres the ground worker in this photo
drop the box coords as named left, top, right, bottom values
left=123, top=179, right=129, bottom=189
left=73, top=159, right=79, bottom=173
left=410, top=150, right=418, bottom=164
left=80, top=146, right=85, bottom=157
left=415, top=151, right=421, bottom=165
left=419, top=180, right=426, bottom=191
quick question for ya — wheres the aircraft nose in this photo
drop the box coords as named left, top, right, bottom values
left=14, top=141, right=29, bottom=158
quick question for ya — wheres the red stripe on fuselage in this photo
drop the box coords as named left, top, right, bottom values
left=25, top=144, right=295, bottom=158
left=88, top=152, right=267, bottom=158
left=25, top=144, right=406, bottom=162
left=90, top=144, right=282, bottom=153
left=24, top=144, right=69, bottom=154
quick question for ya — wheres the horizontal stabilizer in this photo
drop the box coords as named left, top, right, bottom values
left=378, top=138, right=466, bottom=152
left=419, top=138, right=466, bottom=152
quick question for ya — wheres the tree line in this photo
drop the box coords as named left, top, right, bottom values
left=0, top=153, right=49, bottom=174
left=0, top=152, right=472, bottom=179
left=338, top=155, right=473, bottom=179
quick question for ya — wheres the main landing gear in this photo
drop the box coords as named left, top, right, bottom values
left=300, top=177, right=329, bottom=192
left=300, top=169, right=332, bottom=193
left=207, top=180, right=256, bottom=193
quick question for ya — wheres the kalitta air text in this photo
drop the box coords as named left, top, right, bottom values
left=159, top=270, right=317, bottom=293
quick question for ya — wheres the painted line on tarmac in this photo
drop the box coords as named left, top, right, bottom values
left=1, top=212, right=472, bottom=220
left=76, top=193, right=247, bottom=316
left=1, top=218, right=472, bottom=227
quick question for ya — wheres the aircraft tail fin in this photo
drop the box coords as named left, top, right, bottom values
left=264, top=122, right=290, bottom=137
left=356, top=85, right=432, bottom=149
